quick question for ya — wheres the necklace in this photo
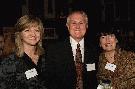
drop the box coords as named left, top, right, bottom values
left=105, top=52, right=115, bottom=63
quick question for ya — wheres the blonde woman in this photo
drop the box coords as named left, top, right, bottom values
left=0, top=15, right=47, bottom=89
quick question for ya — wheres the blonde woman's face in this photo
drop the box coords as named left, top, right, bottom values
left=100, top=34, right=117, bottom=52
left=21, top=26, right=41, bottom=47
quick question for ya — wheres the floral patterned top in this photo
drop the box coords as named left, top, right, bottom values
left=97, top=48, right=135, bottom=89
left=0, top=53, right=47, bottom=89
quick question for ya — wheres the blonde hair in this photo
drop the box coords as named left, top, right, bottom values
left=15, top=15, right=44, bottom=57
left=66, top=10, right=88, bottom=25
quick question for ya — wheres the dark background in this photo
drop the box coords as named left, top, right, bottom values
left=0, top=0, right=135, bottom=51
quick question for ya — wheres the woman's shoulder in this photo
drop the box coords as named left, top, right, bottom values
left=2, top=53, right=16, bottom=62
left=0, top=53, right=19, bottom=70
left=121, top=49, right=135, bottom=55
left=0, top=53, right=18, bottom=75
left=120, top=49, right=135, bottom=60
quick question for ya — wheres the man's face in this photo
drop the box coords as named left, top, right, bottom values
left=66, top=13, right=87, bottom=42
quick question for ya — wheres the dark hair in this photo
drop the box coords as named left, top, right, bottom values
left=97, top=26, right=120, bottom=40
left=96, top=26, right=123, bottom=51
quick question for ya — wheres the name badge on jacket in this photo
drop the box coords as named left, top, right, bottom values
left=25, top=68, right=38, bottom=79
left=86, top=63, right=96, bottom=71
left=105, top=62, right=116, bottom=72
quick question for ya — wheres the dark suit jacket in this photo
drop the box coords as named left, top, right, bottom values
left=42, top=38, right=98, bottom=89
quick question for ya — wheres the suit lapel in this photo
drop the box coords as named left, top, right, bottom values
left=63, top=38, right=76, bottom=72
left=63, top=38, right=74, bottom=62
left=84, top=41, right=89, bottom=63
left=63, top=38, right=77, bottom=87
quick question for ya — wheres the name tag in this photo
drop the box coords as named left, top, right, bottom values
left=86, top=63, right=96, bottom=71
left=25, top=68, right=38, bottom=79
left=97, top=84, right=113, bottom=89
left=97, top=84, right=104, bottom=89
left=105, top=62, right=116, bottom=72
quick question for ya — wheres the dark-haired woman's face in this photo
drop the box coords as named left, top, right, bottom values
left=99, top=34, right=118, bottom=52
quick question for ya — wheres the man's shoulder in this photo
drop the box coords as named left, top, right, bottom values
left=45, top=39, right=69, bottom=53
left=85, top=41, right=98, bottom=51
left=46, top=39, right=69, bottom=47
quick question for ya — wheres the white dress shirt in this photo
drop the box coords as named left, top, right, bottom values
left=70, top=36, right=84, bottom=62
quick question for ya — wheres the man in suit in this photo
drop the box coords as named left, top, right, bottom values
left=42, top=10, right=98, bottom=89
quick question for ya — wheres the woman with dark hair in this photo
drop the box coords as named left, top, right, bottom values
left=0, top=15, right=47, bottom=89
left=97, top=28, right=135, bottom=89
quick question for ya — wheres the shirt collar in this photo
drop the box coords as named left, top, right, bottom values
left=70, top=36, right=84, bottom=49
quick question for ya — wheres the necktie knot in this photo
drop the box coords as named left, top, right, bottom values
left=76, top=43, right=82, bottom=63
left=77, top=43, right=80, bottom=48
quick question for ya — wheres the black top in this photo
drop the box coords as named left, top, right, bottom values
left=0, top=53, right=47, bottom=89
